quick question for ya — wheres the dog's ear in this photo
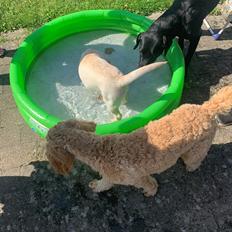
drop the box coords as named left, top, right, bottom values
left=46, top=144, right=75, bottom=176
left=134, top=33, right=142, bottom=50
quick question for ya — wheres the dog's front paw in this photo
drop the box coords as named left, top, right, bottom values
left=186, top=162, right=201, bottom=172
left=186, top=165, right=198, bottom=172
left=89, top=178, right=113, bottom=192
left=89, top=179, right=99, bottom=192
left=143, top=186, right=158, bottom=197
left=142, top=177, right=158, bottom=197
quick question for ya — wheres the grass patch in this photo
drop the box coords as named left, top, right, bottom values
left=0, top=35, right=7, bottom=44
left=0, top=0, right=172, bottom=32
left=0, top=0, right=225, bottom=32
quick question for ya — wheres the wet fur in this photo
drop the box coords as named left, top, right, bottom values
left=78, top=49, right=166, bottom=120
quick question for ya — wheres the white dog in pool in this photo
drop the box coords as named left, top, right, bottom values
left=78, top=49, right=167, bottom=120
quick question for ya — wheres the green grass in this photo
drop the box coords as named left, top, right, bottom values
left=0, top=35, right=7, bottom=43
left=0, top=0, right=225, bottom=32
left=0, top=0, right=172, bottom=32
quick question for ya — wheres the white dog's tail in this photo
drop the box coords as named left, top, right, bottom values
left=118, top=61, right=167, bottom=87
left=202, top=85, right=232, bottom=117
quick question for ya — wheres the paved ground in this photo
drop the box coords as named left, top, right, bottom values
left=0, top=15, right=232, bottom=232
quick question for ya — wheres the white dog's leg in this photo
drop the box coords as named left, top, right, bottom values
left=104, top=100, right=122, bottom=121
left=112, top=111, right=122, bottom=121
left=89, top=177, right=114, bottom=192
left=97, top=94, right=103, bottom=101
left=121, top=88, right=128, bottom=105
left=111, top=107, right=122, bottom=121
left=134, top=176, right=158, bottom=197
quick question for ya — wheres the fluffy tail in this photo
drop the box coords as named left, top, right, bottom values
left=118, top=61, right=167, bottom=87
left=202, top=85, right=232, bottom=117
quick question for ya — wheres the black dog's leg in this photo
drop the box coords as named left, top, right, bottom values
left=178, top=37, right=184, bottom=50
left=185, top=35, right=201, bottom=68
left=164, top=36, right=173, bottom=56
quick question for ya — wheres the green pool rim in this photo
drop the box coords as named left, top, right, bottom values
left=10, top=9, right=185, bottom=138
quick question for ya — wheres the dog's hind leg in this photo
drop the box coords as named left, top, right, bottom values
left=133, top=176, right=158, bottom=197
left=97, top=94, right=103, bottom=101
left=103, top=96, right=122, bottom=121
left=185, top=34, right=201, bottom=68
left=89, top=177, right=114, bottom=192
left=107, top=104, right=122, bottom=121
left=181, top=136, right=214, bottom=172
left=121, top=88, right=128, bottom=105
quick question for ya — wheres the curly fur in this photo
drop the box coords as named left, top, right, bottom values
left=46, top=85, right=232, bottom=196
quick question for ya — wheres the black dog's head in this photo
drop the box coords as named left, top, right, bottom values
left=134, top=31, right=167, bottom=67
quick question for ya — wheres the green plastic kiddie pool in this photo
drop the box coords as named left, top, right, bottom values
left=10, top=10, right=185, bottom=138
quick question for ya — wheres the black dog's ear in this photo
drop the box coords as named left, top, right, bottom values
left=134, top=33, right=142, bottom=50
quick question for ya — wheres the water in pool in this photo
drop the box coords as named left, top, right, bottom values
left=27, top=30, right=172, bottom=124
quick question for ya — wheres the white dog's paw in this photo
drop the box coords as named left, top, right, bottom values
left=111, top=113, right=122, bottom=121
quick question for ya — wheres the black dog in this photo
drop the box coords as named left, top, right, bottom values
left=134, top=0, right=220, bottom=68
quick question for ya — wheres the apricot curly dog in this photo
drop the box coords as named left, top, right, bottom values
left=46, top=85, right=232, bottom=196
